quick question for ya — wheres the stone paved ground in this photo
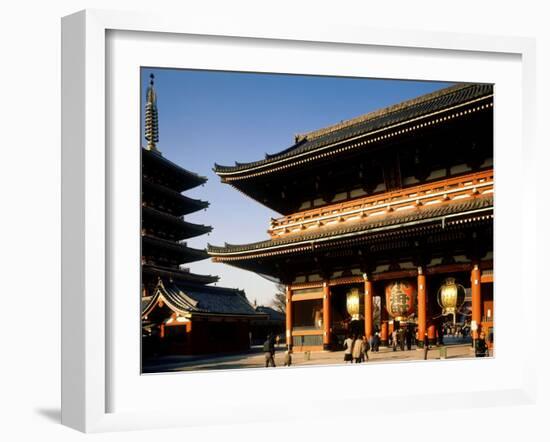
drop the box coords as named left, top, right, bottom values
left=143, top=341, right=493, bottom=373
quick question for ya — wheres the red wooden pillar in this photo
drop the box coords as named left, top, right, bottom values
left=417, top=267, right=427, bottom=346
left=364, top=275, right=373, bottom=339
left=286, top=285, right=293, bottom=349
left=471, top=264, right=482, bottom=340
left=380, top=322, right=389, bottom=346
left=323, top=282, right=332, bottom=350
left=380, top=295, right=389, bottom=346
left=427, top=324, right=436, bottom=345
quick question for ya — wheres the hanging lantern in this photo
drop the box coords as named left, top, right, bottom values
left=346, top=287, right=363, bottom=321
left=385, top=281, right=416, bottom=321
left=437, top=277, right=466, bottom=324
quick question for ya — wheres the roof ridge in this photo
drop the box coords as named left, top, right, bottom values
left=296, top=83, right=476, bottom=142
left=142, top=147, right=208, bottom=181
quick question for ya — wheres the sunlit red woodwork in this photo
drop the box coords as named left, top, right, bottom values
left=323, top=282, right=332, bottom=349
left=471, top=264, right=482, bottom=339
left=427, top=324, right=436, bottom=344
left=364, top=277, right=373, bottom=338
left=417, top=268, right=426, bottom=345
left=286, top=285, right=293, bottom=348
left=268, top=170, right=493, bottom=238
left=381, top=321, right=389, bottom=344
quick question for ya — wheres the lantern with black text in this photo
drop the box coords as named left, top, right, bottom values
left=385, top=281, right=416, bottom=321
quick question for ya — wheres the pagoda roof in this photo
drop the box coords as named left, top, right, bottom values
left=208, top=195, right=493, bottom=259
left=142, top=264, right=219, bottom=285
left=142, top=178, right=209, bottom=215
left=213, top=83, right=493, bottom=179
left=142, top=235, right=210, bottom=263
left=142, top=148, right=207, bottom=191
left=142, top=206, right=213, bottom=239
left=141, top=279, right=267, bottom=319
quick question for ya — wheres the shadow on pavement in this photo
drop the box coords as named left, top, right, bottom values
left=34, top=408, right=61, bottom=423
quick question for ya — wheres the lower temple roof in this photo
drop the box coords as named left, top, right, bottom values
left=142, top=279, right=267, bottom=319
left=208, top=195, right=493, bottom=258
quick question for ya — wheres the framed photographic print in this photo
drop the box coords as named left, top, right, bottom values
left=61, top=9, right=537, bottom=433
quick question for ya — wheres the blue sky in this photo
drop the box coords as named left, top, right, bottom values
left=141, top=67, right=452, bottom=306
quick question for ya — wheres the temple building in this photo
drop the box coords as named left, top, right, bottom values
left=140, top=74, right=265, bottom=359
left=209, top=83, right=494, bottom=352
left=250, top=305, right=286, bottom=346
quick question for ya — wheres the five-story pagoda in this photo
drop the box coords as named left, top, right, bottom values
left=141, top=74, right=216, bottom=294
left=141, top=74, right=265, bottom=361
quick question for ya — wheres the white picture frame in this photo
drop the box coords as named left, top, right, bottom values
left=61, top=9, right=538, bottom=433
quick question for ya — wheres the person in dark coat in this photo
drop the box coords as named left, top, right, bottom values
left=423, top=332, right=430, bottom=360
left=475, top=331, right=489, bottom=357
left=374, top=332, right=380, bottom=352
left=405, top=327, right=413, bottom=350
left=283, top=347, right=292, bottom=366
left=263, top=334, right=276, bottom=367
left=368, top=334, right=374, bottom=354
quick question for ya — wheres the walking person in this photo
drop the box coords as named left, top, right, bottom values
left=362, top=335, right=370, bottom=362
left=475, top=331, right=489, bottom=357
left=423, top=332, right=430, bottom=360
left=373, top=332, right=380, bottom=352
left=352, top=335, right=364, bottom=363
left=392, top=329, right=398, bottom=351
left=263, top=334, right=276, bottom=368
left=343, top=334, right=354, bottom=363
left=368, top=334, right=374, bottom=353
left=405, top=327, right=412, bottom=350
left=399, top=328, right=405, bottom=351
left=283, top=347, right=292, bottom=366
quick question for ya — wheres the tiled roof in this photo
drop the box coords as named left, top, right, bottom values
left=208, top=195, right=493, bottom=255
left=142, top=206, right=213, bottom=237
left=142, top=148, right=207, bottom=188
left=255, top=306, right=285, bottom=322
left=142, top=178, right=209, bottom=214
left=142, top=264, right=219, bottom=285
left=214, top=83, right=493, bottom=175
left=142, top=235, right=209, bottom=262
left=142, top=280, right=265, bottom=318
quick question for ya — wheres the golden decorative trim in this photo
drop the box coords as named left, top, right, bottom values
left=269, top=170, right=493, bottom=237
left=211, top=206, right=493, bottom=260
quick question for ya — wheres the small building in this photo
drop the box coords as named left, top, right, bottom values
left=140, top=74, right=266, bottom=360
left=142, top=280, right=262, bottom=355
left=209, top=83, right=494, bottom=352
left=250, top=306, right=286, bottom=346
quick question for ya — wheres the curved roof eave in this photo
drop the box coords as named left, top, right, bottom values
left=213, top=83, right=493, bottom=178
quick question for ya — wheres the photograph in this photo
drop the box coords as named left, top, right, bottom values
left=139, top=68, right=494, bottom=373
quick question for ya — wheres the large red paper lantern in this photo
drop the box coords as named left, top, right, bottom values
left=385, top=280, right=416, bottom=321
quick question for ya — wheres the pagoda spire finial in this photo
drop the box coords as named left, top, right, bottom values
left=145, top=73, right=160, bottom=153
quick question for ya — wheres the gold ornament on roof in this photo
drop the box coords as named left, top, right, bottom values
left=145, top=73, right=160, bottom=153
